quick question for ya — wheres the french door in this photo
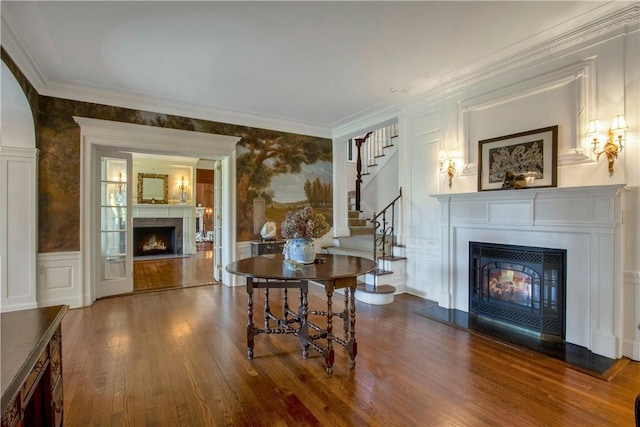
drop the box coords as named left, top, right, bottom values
left=96, top=150, right=133, bottom=297
left=213, top=160, right=223, bottom=281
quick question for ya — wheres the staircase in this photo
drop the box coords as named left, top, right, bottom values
left=322, top=189, right=406, bottom=305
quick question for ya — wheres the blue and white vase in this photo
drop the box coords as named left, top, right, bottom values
left=286, top=237, right=315, bottom=264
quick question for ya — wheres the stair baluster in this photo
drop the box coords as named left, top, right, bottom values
left=369, top=188, right=402, bottom=291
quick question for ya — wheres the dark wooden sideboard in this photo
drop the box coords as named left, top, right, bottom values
left=1, top=305, right=68, bottom=427
left=250, top=240, right=285, bottom=256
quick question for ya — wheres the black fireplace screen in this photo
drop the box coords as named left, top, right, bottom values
left=469, top=242, right=566, bottom=339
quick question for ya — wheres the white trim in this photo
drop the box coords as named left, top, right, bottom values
left=332, top=4, right=639, bottom=137
left=457, top=59, right=597, bottom=171
left=1, top=11, right=330, bottom=139
left=37, top=251, right=82, bottom=308
left=75, top=117, right=240, bottom=305
left=0, top=147, right=38, bottom=312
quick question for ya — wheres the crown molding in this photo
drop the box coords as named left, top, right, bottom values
left=3, top=4, right=637, bottom=140
left=1, top=9, right=48, bottom=91
left=331, top=4, right=640, bottom=136
left=50, top=82, right=333, bottom=139
left=441, top=4, right=639, bottom=97
left=1, top=10, right=332, bottom=140
left=331, top=104, right=402, bottom=140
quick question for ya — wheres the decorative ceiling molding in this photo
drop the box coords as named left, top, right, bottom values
left=55, top=82, right=333, bottom=139
left=2, top=11, right=332, bottom=139
left=335, top=4, right=639, bottom=137
left=0, top=10, right=48, bottom=92
left=442, top=4, right=639, bottom=97
left=3, top=4, right=638, bottom=140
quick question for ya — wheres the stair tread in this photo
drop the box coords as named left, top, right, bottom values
left=322, top=246, right=374, bottom=260
left=373, top=268, right=393, bottom=276
left=357, top=283, right=396, bottom=294
left=379, top=255, right=407, bottom=261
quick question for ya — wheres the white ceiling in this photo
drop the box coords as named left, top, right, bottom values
left=1, top=1, right=630, bottom=137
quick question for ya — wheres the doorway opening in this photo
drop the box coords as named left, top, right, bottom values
left=77, top=117, right=240, bottom=306
left=132, top=162, right=217, bottom=293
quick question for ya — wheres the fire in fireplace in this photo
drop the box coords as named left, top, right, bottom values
left=134, top=226, right=176, bottom=257
left=133, top=217, right=184, bottom=257
left=469, top=242, right=566, bottom=340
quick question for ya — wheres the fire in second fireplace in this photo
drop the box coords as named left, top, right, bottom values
left=469, top=242, right=566, bottom=340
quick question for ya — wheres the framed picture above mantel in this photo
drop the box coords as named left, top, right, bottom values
left=478, top=125, right=558, bottom=191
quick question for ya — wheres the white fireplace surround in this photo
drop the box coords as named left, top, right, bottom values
left=433, top=184, right=637, bottom=360
left=131, top=205, right=196, bottom=255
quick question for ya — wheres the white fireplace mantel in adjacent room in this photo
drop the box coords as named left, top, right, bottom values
left=432, top=184, right=638, bottom=360
left=131, top=204, right=196, bottom=255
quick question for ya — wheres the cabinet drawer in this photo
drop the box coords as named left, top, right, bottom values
left=1, top=395, right=21, bottom=427
left=21, top=349, right=48, bottom=405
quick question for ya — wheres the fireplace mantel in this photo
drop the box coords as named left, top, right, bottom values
left=132, top=204, right=196, bottom=255
left=431, top=184, right=637, bottom=360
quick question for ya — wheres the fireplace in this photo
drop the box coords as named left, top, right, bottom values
left=432, top=185, right=633, bottom=361
left=133, top=217, right=184, bottom=257
left=469, top=242, right=566, bottom=340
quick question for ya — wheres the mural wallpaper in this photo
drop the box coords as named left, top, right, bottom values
left=2, top=51, right=332, bottom=253
left=236, top=135, right=332, bottom=241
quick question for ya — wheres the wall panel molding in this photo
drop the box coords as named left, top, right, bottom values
left=37, top=251, right=82, bottom=308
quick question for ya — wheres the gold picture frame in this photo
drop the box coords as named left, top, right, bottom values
left=137, top=173, right=168, bottom=204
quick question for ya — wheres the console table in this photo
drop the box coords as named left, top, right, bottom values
left=226, top=254, right=376, bottom=376
left=250, top=240, right=285, bottom=256
left=1, top=305, right=68, bottom=427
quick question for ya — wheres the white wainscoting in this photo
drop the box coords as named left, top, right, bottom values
left=229, top=241, right=252, bottom=287
left=432, top=184, right=638, bottom=360
left=1, top=147, right=38, bottom=312
left=37, top=251, right=82, bottom=308
left=623, top=270, right=640, bottom=360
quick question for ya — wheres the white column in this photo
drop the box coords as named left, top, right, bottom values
left=1, top=61, right=38, bottom=312
left=0, top=146, right=38, bottom=311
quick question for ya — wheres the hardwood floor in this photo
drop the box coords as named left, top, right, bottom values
left=133, top=250, right=216, bottom=292
left=62, top=284, right=640, bottom=427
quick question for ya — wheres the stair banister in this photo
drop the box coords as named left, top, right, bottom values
left=369, top=188, right=402, bottom=290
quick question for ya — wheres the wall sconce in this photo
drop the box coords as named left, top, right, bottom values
left=586, top=115, right=628, bottom=176
left=178, top=176, right=188, bottom=204
left=438, top=150, right=458, bottom=188
left=115, top=172, right=126, bottom=194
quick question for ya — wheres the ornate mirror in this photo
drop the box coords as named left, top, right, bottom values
left=137, top=173, right=168, bottom=204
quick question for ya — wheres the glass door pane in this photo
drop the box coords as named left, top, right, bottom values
left=97, top=153, right=133, bottom=297
left=213, top=160, right=223, bottom=281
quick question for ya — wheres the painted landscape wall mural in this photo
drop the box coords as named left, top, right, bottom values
left=2, top=49, right=332, bottom=252
left=236, top=134, right=333, bottom=241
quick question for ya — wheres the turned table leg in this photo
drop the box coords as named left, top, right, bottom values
left=348, top=284, right=358, bottom=369
left=325, top=285, right=335, bottom=377
left=246, top=277, right=255, bottom=359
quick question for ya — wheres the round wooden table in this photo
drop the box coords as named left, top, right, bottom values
left=226, top=254, right=376, bottom=376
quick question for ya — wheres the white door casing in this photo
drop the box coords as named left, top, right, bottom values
left=75, top=117, right=240, bottom=306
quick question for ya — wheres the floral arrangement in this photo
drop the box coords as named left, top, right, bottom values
left=280, top=206, right=330, bottom=240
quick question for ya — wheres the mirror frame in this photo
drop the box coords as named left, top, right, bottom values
left=137, top=173, right=169, bottom=204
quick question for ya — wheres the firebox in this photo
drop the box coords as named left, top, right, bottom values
left=134, top=226, right=176, bottom=257
left=133, top=217, right=184, bottom=257
left=469, top=242, right=566, bottom=340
